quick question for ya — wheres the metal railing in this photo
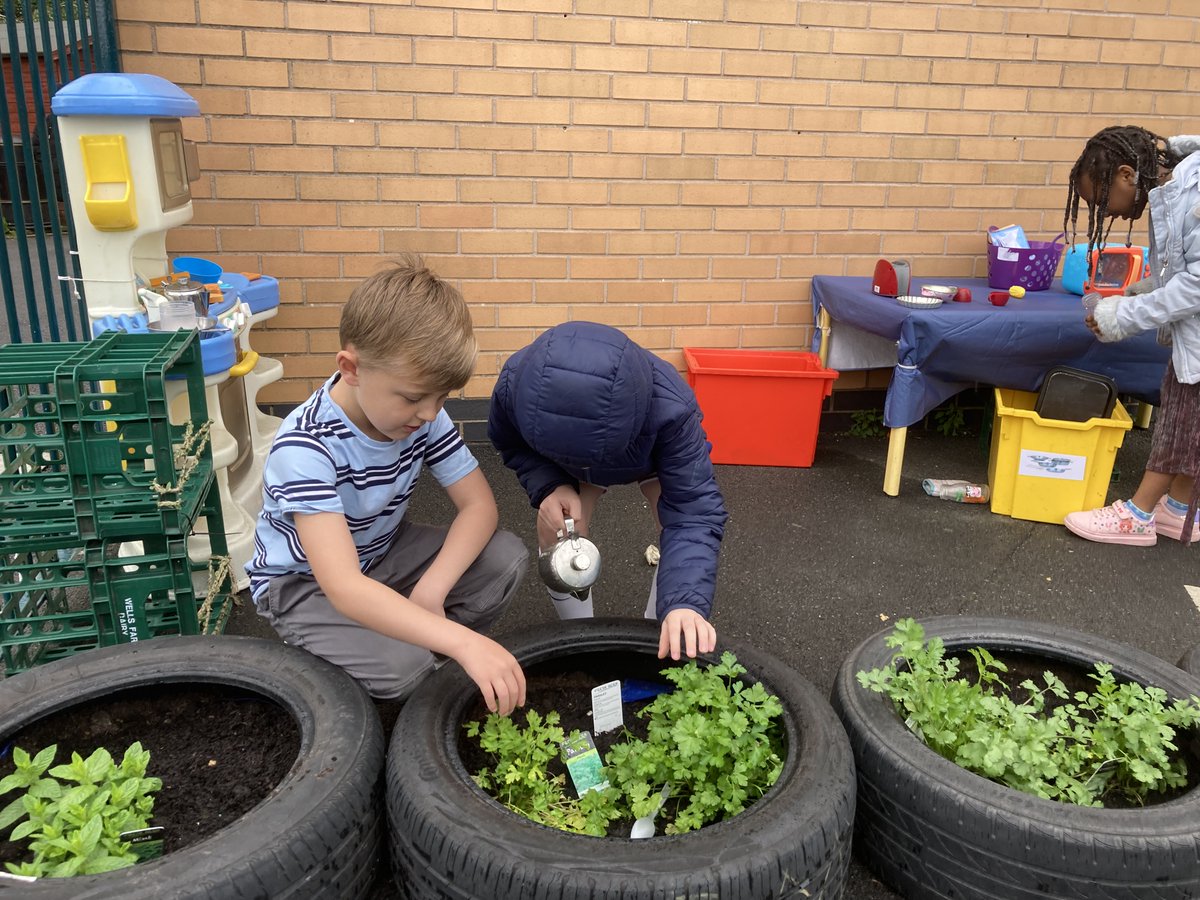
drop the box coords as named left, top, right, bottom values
left=1, top=0, right=118, bottom=344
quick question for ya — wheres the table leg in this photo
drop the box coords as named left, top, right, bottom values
left=1135, top=402, right=1153, bottom=428
left=816, top=306, right=831, bottom=368
left=884, top=425, right=907, bottom=496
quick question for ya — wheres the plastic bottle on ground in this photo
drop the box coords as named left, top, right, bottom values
left=922, top=479, right=990, bottom=504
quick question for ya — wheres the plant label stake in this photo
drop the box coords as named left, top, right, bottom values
left=120, top=825, right=167, bottom=861
left=591, top=680, right=624, bottom=734
left=561, top=731, right=608, bottom=797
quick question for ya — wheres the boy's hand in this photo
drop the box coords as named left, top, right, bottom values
left=537, top=485, right=583, bottom=544
left=657, top=608, right=716, bottom=661
left=455, top=634, right=527, bottom=716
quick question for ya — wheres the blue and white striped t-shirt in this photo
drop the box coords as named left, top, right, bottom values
left=246, top=373, right=478, bottom=606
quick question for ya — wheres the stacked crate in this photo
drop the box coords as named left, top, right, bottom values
left=0, top=330, right=235, bottom=676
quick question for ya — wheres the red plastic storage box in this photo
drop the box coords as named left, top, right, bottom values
left=683, top=348, right=839, bottom=467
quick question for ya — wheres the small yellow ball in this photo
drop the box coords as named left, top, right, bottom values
left=1009, top=285, right=1026, bottom=298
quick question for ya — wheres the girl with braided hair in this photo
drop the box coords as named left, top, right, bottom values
left=1061, top=126, right=1200, bottom=547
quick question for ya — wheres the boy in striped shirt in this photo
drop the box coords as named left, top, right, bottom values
left=247, top=256, right=528, bottom=715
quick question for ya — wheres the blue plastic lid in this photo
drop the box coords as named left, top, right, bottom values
left=52, top=73, right=200, bottom=118
left=221, top=272, right=280, bottom=314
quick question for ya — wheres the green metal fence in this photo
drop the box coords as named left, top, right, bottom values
left=1, top=0, right=119, bottom=344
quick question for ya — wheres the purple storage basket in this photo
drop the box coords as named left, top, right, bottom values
left=986, top=228, right=1066, bottom=291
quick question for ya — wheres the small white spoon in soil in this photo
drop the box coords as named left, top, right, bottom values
left=629, top=784, right=670, bottom=839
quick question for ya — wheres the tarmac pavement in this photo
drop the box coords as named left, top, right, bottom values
left=226, top=421, right=1200, bottom=900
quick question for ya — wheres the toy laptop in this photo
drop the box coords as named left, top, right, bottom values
left=1034, top=366, right=1118, bottom=423
left=1083, top=245, right=1152, bottom=297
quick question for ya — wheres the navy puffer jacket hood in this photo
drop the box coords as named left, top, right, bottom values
left=510, top=322, right=655, bottom=473
left=489, top=322, right=727, bottom=618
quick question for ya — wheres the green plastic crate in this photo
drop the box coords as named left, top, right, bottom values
left=0, top=356, right=77, bottom=548
left=1, top=481, right=235, bottom=677
left=0, top=546, right=96, bottom=674
left=0, top=331, right=212, bottom=547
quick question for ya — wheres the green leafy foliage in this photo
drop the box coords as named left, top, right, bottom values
left=466, top=652, right=784, bottom=836
left=848, top=409, right=886, bottom=438
left=931, top=400, right=968, bottom=437
left=857, top=618, right=1200, bottom=807
left=0, top=743, right=162, bottom=877
left=465, top=709, right=621, bottom=836
left=604, top=651, right=784, bottom=833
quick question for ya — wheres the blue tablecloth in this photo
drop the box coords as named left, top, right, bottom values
left=810, top=276, right=1171, bottom=428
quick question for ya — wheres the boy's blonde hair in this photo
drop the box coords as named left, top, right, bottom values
left=340, top=254, right=477, bottom=391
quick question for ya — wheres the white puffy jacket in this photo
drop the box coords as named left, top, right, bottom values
left=1093, top=135, right=1200, bottom=384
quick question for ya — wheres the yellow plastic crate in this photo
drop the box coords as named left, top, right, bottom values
left=987, top=387, right=1133, bottom=524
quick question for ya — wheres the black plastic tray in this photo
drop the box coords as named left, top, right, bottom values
left=1035, top=366, right=1117, bottom=422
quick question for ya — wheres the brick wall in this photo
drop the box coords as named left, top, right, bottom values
left=114, top=0, right=1200, bottom=406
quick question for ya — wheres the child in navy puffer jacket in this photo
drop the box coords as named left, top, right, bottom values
left=488, top=322, right=728, bottom=660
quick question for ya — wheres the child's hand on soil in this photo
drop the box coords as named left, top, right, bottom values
left=658, top=608, right=716, bottom=661
left=456, top=635, right=526, bottom=716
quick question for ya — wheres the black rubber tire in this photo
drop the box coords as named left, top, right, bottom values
left=1178, top=643, right=1200, bottom=677
left=387, top=617, right=855, bottom=900
left=0, top=635, right=384, bottom=899
left=832, top=615, right=1200, bottom=900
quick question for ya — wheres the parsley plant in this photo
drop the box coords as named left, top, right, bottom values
left=466, top=652, right=784, bottom=836
left=857, top=618, right=1200, bottom=807
left=465, top=709, right=621, bottom=836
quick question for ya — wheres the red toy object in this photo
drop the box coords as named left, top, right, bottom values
left=953, top=287, right=972, bottom=302
left=871, top=258, right=911, bottom=298
left=989, top=292, right=1010, bottom=306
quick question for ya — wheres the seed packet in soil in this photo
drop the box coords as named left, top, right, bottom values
left=561, top=731, right=608, bottom=797
left=121, top=826, right=166, bottom=862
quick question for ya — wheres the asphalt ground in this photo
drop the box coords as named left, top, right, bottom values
left=226, top=421, right=1200, bottom=900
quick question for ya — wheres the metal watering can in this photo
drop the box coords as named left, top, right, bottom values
left=537, top=517, right=601, bottom=598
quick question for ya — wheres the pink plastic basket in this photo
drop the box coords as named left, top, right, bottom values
left=986, top=229, right=1066, bottom=292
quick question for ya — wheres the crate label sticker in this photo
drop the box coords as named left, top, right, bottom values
left=116, top=594, right=145, bottom=643
left=1017, top=449, right=1086, bottom=481
left=591, top=680, right=624, bottom=734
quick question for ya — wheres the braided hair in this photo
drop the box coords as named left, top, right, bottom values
left=1064, top=126, right=1182, bottom=264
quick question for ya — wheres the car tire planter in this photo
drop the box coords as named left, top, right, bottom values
left=0, top=635, right=384, bottom=899
left=386, top=618, right=856, bottom=899
left=832, top=615, right=1200, bottom=900
left=1178, top=642, right=1200, bottom=677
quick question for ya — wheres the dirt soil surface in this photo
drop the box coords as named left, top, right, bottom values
left=0, top=685, right=300, bottom=870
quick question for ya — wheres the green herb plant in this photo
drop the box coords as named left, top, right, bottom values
left=857, top=618, right=1200, bottom=807
left=466, top=651, right=784, bottom=836
left=0, top=743, right=162, bottom=877
left=605, top=651, right=784, bottom=833
left=465, top=709, right=620, bottom=836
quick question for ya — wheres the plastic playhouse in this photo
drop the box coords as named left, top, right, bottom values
left=1, top=73, right=285, bottom=673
